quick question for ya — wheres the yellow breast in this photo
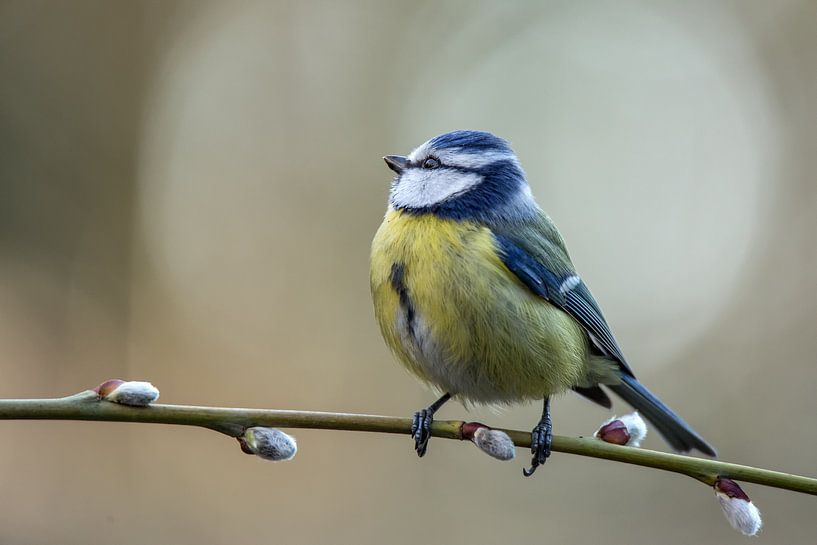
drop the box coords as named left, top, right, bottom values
left=369, top=208, right=589, bottom=403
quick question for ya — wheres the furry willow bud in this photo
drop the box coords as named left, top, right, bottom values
left=240, top=427, right=297, bottom=461
left=714, top=478, right=762, bottom=536
left=461, top=422, right=515, bottom=461
left=594, top=412, right=647, bottom=447
left=95, top=379, right=160, bottom=407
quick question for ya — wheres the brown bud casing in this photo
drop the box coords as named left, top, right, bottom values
left=94, top=379, right=126, bottom=397
left=596, top=419, right=630, bottom=445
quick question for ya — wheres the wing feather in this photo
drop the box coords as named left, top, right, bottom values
left=493, top=229, right=635, bottom=378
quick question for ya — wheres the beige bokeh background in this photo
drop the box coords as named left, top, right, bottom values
left=1, top=1, right=816, bottom=543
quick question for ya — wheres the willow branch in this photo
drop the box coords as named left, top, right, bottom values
left=1, top=390, right=815, bottom=496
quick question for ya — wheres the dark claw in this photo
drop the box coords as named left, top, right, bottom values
left=409, top=393, right=451, bottom=458
left=523, top=421, right=553, bottom=477
left=412, top=409, right=433, bottom=457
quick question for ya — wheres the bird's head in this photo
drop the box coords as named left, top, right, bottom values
left=383, top=130, right=538, bottom=222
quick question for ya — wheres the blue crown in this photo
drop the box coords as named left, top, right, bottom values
left=428, top=130, right=512, bottom=154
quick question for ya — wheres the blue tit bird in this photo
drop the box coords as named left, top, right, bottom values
left=370, top=130, right=716, bottom=475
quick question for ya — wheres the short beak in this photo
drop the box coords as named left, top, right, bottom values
left=383, top=155, right=408, bottom=174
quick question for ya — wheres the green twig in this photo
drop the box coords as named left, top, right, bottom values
left=0, top=391, right=814, bottom=496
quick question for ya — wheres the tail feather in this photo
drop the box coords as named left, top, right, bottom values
left=609, top=374, right=717, bottom=457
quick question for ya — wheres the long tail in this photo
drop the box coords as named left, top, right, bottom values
left=608, top=374, right=717, bottom=456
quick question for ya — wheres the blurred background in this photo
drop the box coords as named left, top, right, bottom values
left=1, top=0, right=815, bottom=543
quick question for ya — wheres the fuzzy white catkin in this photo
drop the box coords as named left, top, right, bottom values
left=105, top=381, right=160, bottom=406
left=244, top=427, right=297, bottom=461
left=617, top=412, right=648, bottom=447
left=715, top=491, right=763, bottom=536
left=471, top=428, right=516, bottom=461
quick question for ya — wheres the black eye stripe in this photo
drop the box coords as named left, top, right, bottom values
left=407, top=155, right=515, bottom=175
left=406, top=160, right=480, bottom=174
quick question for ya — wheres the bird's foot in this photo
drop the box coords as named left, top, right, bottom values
left=411, top=408, right=433, bottom=457
left=409, top=393, right=451, bottom=458
left=523, top=419, right=552, bottom=477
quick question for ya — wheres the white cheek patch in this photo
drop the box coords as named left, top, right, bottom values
left=391, top=168, right=482, bottom=208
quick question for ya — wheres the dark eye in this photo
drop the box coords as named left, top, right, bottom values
left=422, top=157, right=441, bottom=169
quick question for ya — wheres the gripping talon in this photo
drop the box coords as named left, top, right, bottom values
left=409, top=393, right=451, bottom=458
left=524, top=397, right=553, bottom=477
left=411, top=411, right=421, bottom=438
left=412, top=409, right=432, bottom=456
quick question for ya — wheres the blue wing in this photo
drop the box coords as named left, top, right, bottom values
left=493, top=227, right=718, bottom=455
left=493, top=232, right=635, bottom=378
